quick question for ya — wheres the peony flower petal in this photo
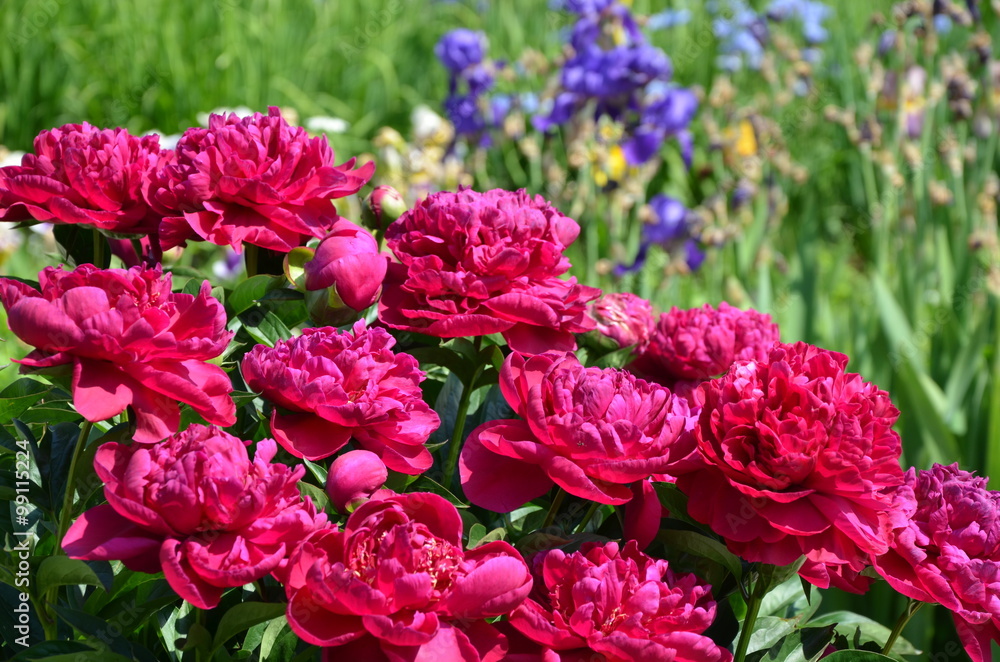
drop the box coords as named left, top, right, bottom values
left=61, top=503, right=163, bottom=572
left=160, top=538, right=227, bottom=610
left=460, top=421, right=554, bottom=513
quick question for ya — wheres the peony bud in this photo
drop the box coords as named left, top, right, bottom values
left=326, top=450, right=389, bottom=513
left=361, top=185, right=408, bottom=233
left=302, top=218, right=388, bottom=325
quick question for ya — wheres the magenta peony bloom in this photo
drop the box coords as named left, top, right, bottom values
left=303, top=217, right=388, bottom=321
left=0, top=264, right=235, bottom=443
left=62, top=425, right=326, bottom=609
left=676, top=342, right=906, bottom=589
left=460, top=352, right=697, bottom=512
left=326, top=450, right=389, bottom=514
left=507, top=541, right=732, bottom=662
left=284, top=492, right=532, bottom=661
left=379, top=188, right=602, bottom=354
left=0, top=123, right=164, bottom=234
left=873, top=464, right=1000, bottom=662
left=628, top=302, right=779, bottom=390
left=588, top=292, right=656, bottom=350
left=147, top=107, right=374, bottom=253
left=241, top=320, right=439, bottom=473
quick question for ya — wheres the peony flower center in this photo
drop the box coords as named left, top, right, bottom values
left=600, top=605, right=629, bottom=634
left=348, top=522, right=462, bottom=593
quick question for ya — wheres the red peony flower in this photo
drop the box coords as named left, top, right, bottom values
left=302, top=217, right=387, bottom=323
left=628, top=301, right=779, bottom=391
left=459, top=352, right=697, bottom=512
left=241, top=320, right=439, bottom=473
left=284, top=492, right=532, bottom=662
left=379, top=188, right=602, bottom=354
left=676, top=342, right=906, bottom=589
left=588, top=292, right=656, bottom=351
left=873, top=464, right=1000, bottom=662
left=507, top=540, right=732, bottom=662
left=147, top=107, right=374, bottom=253
left=0, top=264, right=235, bottom=443
left=62, top=425, right=326, bottom=609
left=0, top=123, right=164, bottom=234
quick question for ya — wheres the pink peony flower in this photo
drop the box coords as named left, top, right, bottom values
left=62, top=425, right=326, bottom=609
left=241, top=320, right=439, bottom=473
left=0, top=264, right=235, bottom=443
left=676, top=342, right=906, bottom=589
left=628, top=302, right=779, bottom=390
left=147, top=107, right=374, bottom=253
left=0, top=123, right=164, bottom=234
left=460, top=352, right=698, bottom=512
left=302, top=217, right=387, bottom=322
left=326, top=450, right=389, bottom=514
left=507, top=540, right=732, bottom=662
left=379, top=188, right=602, bottom=354
left=588, top=292, right=656, bottom=350
left=284, top=492, right=532, bottom=661
left=873, top=464, right=1000, bottom=662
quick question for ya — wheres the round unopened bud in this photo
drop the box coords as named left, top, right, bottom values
left=326, top=450, right=389, bottom=514
left=361, top=185, right=408, bottom=233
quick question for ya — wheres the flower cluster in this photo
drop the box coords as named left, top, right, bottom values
left=242, top=321, right=439, bottom=474
left=0, top=123, right=165, bottom=237
left=874, top=464, right=1000, bottom=662
left=460, top=351, right=697, bottom=511
left=0, top=263, right=234, bottom=442
left=436, top=29, right=502, bottom=146
left=380, top=188, right=601, bottom=354
left=677, top=342, right=906, bottom=591
left=628, top=301, right=779, bottom=398
left=148, top=107, right=374, bottom=253
left=615, top=194, right=704, bottom=276
left=284, top=492, right=532, bottom=661
left=63, top=425, right=325, bottom=609
left=534, top=1, right=698, bottom=166
left=505, top=541, right=732, bottom=662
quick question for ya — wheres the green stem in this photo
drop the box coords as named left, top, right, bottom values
left=882, top=599, right=923, bottom=655
left=442, top=342, right=485, bottom=489
left=244, top=244, right=259, bottom=279
left=42, top=420, right=93, bottom=639
left=573, top=501, right=601, bottom=534
left=56, top=420, right=93, bottom=553
left=92, top=228, right=106, bottom=268
left=542, top=488, right=567, bottom=530
left=733, top=575, right=767, bottom=662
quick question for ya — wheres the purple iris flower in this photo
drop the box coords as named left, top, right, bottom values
left=435, top=29, right=485, bottom=73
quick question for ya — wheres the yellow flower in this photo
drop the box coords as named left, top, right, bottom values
left=723, top=119, right=757, bottom=158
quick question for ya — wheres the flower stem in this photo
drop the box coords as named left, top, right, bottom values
left=574, top=501, right=601, bottom=534
left=733, top=575, right=767, bottom=662
left=442, top=356, right=485, bottom=489
left=882, top=599, right=923, bottom=655
left=56, top=420, right=93, bottom=553
left=244, top=244, right=259, bottom=279
left=542, top=488, right=567, bottom=530
left=92, top=228, right=106, bottom=268
left=42, top=420, right=93, bottom=639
